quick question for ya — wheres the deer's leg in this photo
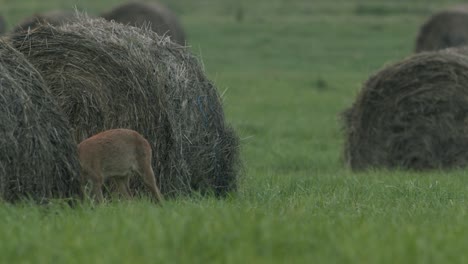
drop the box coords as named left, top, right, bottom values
left=138, top=165, right=163, bottom=203
left=91, top=174, right=104, bottom=203
left=116, top=176, right=131, bottom=200
left=136, top=145, right=163, bottom=203
left=82, top=168, right=104, bottom=203
left=79, top=169, right=89, bottom=199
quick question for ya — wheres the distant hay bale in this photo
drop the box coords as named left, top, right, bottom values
left=415, top=6, right=468, bottom=52
left=0, top=41, right=81, bottom=202
left=0, top=15, right=6, bottom=34
left=12, top=10, right=76, bottom=33
left=101, top=1, right=186, bottom=45
left=10, top=15, right=240, bottom=197
left=342, top=48, right=468, bottom=170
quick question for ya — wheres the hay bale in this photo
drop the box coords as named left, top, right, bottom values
left=10, top=15, right=240, bottom=197
left=415, top=6, right=468, bottom=52
left=12, top=10, right=76, bottom=33
left=342, top=48, right=468, bottom=170
left=0, top=15, right=6, bottom=34
left=101, top=1, right=186, bottom=45
left=0, top=41, right=81, bottom=202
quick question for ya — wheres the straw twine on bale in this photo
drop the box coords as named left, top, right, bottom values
left=12, top=10, right=76, bottom=33
left=101, top=1, right=186, bottom=45
left=0, top=41, right=81, bottom=202
left=10, top=15, right=240, bottom=197
left=342, top=48, right=468, bottom=171
left=415, top=6, right=468, bottom=52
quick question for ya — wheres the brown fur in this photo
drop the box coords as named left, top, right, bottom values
left=101, top=1, right=186, bottom=45
left=78, top=128, right=163, bottom=203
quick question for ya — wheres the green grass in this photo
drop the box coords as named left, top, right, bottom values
left=1, top=0, right=468, bottom=263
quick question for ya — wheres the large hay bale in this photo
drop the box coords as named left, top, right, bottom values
left=342, top=48, right=468, bottom=170
left=101, top=1, right=186, bottom=45
left=10, top=15, right=239, bottom=197
left=415, top=6, right=468, bottom=52
left=12, top=10, right=76, bottom=33
left=0, top=41, right=81, bottom=202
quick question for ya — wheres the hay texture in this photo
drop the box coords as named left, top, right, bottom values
left=415, top=6, right=468, bottom=52
left=101, top=1, right=186, bottom=45
left=13, top=10, right=76, bottom=33
left=0, top=41, right=81, bottom=202
left=342, top=48, right=468, bottom=170
left=10, top=15, right=240, bottom=197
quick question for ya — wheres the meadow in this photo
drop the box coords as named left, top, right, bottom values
left=0, top=0, right=467, bottom=263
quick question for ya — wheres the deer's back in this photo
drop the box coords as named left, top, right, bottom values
left=78, top=129, right=151, bottom=176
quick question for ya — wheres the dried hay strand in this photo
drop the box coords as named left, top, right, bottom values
left=415, top=6, right=468, bottom=52
left=0, top=41, right=81, bottom=202
left=101, top=1, right=186, bottom=45
left=12, top=10, right=76, bottom=33
left=342, top=48, right=468, bottom=170
left=10, top=15, right=240, bottom=197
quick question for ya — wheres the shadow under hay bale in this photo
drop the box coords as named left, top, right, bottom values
left=415, top=6, right=468, bottom=52
left=342, top=48, right=468, bottom=171
left=0, top=41, right=81, bottom=202
left=12, top=10, right=76, bottom=33
left=10, top=15, right=240, bottom=197
left=101, top=1, right=186, bottom=45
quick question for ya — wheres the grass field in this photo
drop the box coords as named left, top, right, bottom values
left=1, top=0, right=468, bottom=263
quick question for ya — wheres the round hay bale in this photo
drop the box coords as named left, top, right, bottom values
left=342, top=48, right=468, bottom=170
left=10, top=15, right=239, bottom=197
left=415, top=6, right=468, bottom=52
left=12, top=10, right=76, bottom=33
left=0, top=15, right=6, bottom=34
left=0, top=40, right=81, bottom=202
left=101, top=1, right=186, bottom=45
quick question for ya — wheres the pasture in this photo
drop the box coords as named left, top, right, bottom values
left=0, top=0, right=467, bottom=263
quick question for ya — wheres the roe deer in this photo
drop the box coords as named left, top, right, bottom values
left=78, top=128, right=163, bottom=203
